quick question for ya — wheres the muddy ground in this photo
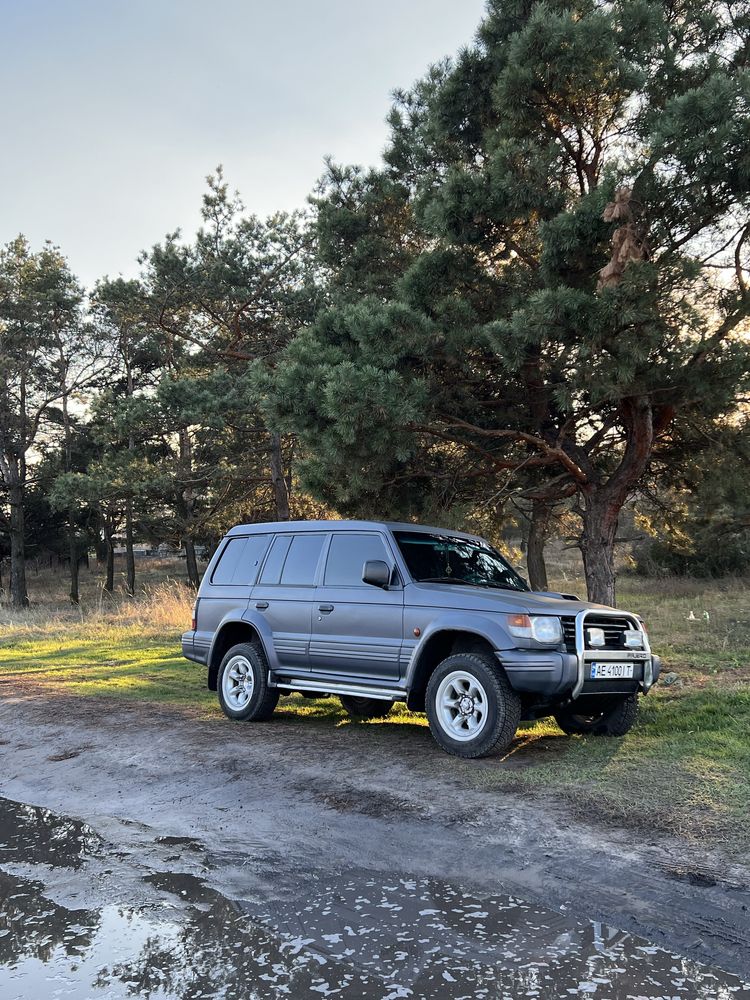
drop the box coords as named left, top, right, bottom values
left=1, top=682, right=749, bottom=997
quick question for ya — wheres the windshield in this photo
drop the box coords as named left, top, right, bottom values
left=393, top=531, right=529, bottom=592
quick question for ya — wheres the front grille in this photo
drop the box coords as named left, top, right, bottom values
left=561, top=616, right=577, bottom=653
left=560, top=614, right=635, bottom=654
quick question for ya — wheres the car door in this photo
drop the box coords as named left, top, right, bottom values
left=250, top=532, right=327, bottom=674
left=309, top=531, right=404, bottom=682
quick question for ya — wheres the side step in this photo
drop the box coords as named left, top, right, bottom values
left=272, top=677, right=406, bottom=702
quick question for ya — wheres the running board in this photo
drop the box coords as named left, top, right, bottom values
left=272, top=677, right=406, bottom=702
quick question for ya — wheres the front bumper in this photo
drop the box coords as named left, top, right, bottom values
left=497, top=650, right=661, bottom=700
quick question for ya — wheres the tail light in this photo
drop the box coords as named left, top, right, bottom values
left=191, top=600, right=199, bottom=631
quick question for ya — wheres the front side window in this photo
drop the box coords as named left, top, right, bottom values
left=324, top=533, right=390, bottom=587
left=393, top=531, right=528, bottom=592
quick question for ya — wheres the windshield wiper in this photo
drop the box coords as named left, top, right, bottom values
left=420, top=577, right=524, bottom=592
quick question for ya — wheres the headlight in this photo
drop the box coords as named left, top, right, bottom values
left=507, top=614, right=562, bottom=644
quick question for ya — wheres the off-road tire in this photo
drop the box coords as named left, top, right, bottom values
left=554, top=694, right=639, bottom=737
left=425, top=652, right=522, bottom=759
left=339, top=695, right=393, bottom=719
left=217, top=641, right=279, bottom=722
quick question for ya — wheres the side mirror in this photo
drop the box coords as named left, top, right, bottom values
left=362, top=559, right=391, bottom=588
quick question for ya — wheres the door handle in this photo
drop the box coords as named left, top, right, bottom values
left=255, top=601, right=269, bottom=610
left=318, top=604, right=334, bottom=613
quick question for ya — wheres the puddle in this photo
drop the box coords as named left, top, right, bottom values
left=0, top=796, right=748, bottom=998
left=0, top=870, right=748, bottom=998
left=0, top=798, right=100, bottom=869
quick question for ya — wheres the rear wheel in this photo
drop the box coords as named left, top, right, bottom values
left=217, top=642, right=279, bottom=722
left=554, top=694, right=639, bottom=736
left=339, top=695, right=393, bottom=719
left=425, top=652, right=521, bottom=759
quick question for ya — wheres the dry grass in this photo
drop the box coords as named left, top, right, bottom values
left=0, top=559, right=195, bottom=639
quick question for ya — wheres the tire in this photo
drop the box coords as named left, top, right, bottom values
left=217, top=641, right=279, bottom=722
left=554, top=694, right=639, bottom=737
left=425, top=652, right=522, bottom=759
left=339, top=695, right=393, bottom=719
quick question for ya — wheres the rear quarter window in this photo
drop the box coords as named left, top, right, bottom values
left=210, top=534, right=270, bottom=586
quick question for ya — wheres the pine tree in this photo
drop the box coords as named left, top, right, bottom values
left=268, top=0, right=750, bottom=603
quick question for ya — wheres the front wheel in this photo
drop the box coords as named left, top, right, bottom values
left=340, top=695, right=393, bottom=719
left=425, top=652, right=522, bottom=759
left=217, top=642, right=279, bottom=722
left=554, top=694, right=639, bottom=736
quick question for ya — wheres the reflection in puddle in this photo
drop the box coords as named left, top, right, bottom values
left=1, top=872, right=748, bottom=999
left=0, top=797, right=748, bottom=999
left=0, top=798, right=100, bottom=869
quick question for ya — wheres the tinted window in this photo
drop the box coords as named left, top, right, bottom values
left=394, top=531, right=528, bottom=592
left=211, top=538, right=247, bottom=585
left=258, top=534, right=292, bottom=585
left=324, top=533, right=390, bottom=587
left=279, top=534, right=325, bottom=586
left=212, top=535, right=271, bottom=585
left=238, top=534, right=271, bottom=585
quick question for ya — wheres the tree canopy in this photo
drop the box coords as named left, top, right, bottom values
left=265, top=0, right=750, bottom=602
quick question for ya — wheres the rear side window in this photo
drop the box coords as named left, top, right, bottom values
left=211, top=534, right=270, bottom=585
left=259, top=535, right=292, bottom=584
left=324, top=533, right=390, bottom=587
left=280, top=534, right=325, bottom=586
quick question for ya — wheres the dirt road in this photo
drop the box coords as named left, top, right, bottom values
left=1, top=684, right=749, bottom=996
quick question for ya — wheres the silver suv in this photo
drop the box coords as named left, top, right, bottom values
left=181, top=520, right=661, bottom=758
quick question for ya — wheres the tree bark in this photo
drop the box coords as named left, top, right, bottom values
left=177, top=426, right=201, bottom=588
left=526, top=501, right=550, bottom=592
left=8, top=480, right=28, bottom=608
left=124, top=500, right=136, bottom=597
left=68, top=535, right=80, bottom=605
left=269, top=431, right=290, bottom=520
left=103, top=513, right=115, bottom=594
left=580, top=497, right=620, bottom=606
left=184, top=537, right=200, bottom=590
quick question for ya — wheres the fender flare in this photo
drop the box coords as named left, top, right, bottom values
left=404, top=612, right=517, bottom=689
left=207, top=609, right=280, bottom=676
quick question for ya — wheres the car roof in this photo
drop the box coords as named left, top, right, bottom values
left=225, top=519, right=485, bottom=543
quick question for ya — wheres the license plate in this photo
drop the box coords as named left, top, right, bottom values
left=589, top=662, right=635, bottom=680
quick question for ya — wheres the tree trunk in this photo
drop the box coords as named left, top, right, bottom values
left=8, top=480, right=28, bottom=608
left=124, top=500, right=136, bottom=597
left=68, top=534, right=80, bottom=605
left=103, top=513, right=115, bottom=594
left=269, top=431, right=290, bottom=521
left=177, top=426, right=201, bottom=588
left=578, top=397, right=663, bottom=606
left=580, top=498, right=619, bottom=606
left=526, top=501, right=550, bottom=592
left=184, top=537, right=200, bottom=590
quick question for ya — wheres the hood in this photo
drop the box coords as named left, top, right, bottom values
left=406, top=582, right=617, bottom=616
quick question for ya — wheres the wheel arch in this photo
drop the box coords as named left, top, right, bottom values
left=207, top=614, right=274, bottom=690
left=405, top=621, right=510, bottom=712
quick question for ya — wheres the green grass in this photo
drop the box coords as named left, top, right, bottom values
left=0, top=624, right=214, bottom=708
left=1, top=571, right=749, bottom=852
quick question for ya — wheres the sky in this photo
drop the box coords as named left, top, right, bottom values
left=1, top=0, right=487, bottom=288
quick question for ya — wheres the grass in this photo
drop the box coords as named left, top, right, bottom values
left=1, top=559, right=749, bottom=853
